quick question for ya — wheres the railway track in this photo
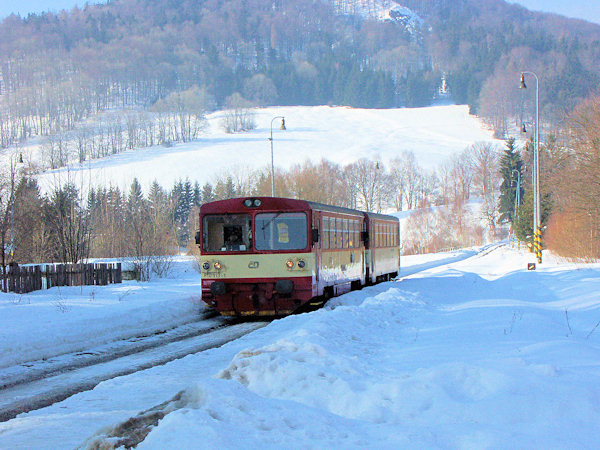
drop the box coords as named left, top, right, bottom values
left=0, top=313, right=267, bottom=422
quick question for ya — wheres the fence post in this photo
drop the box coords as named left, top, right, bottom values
left=34, top=266, right=42, bottom=291
left=8, top=262, right=18, bottom=293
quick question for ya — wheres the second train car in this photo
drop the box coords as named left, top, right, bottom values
left=196, top=197, right=399, bottom=317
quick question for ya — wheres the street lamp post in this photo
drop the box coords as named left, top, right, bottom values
left=268, top=116, right=286, bottom=197
left=520, top=72, right=542, bottom=263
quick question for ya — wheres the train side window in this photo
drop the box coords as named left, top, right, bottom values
left=348, top=220, right=353, bottom=248
left=384, top=224, right=387, bottom=247
left=343, top=219, right=349, bottom=249
left=386, top=223, right=390, bottom=247
left=387, top=224, right=390, bottom=247
left=323, top=217, right=330, bottom=250
left=333, top=218, right=338, bottom=249
left=331, top=218, right=336, bottom=249
left=373, top=223, right=377, bottom=248
left=330, top=218, right=335, bottom=249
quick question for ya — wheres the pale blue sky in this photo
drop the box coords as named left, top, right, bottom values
left=509, top=0, right=600, bottom=24
left=0, top=0, right=599, bottom=24
left=0, top=1, right=98, bottom=18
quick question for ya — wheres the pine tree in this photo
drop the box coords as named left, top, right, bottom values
left=148, top=180, right=167, bottom=211
left=192, top=181, right=201, bottom=207
left=497, top=138, right=524, bottom=225
left=127, top=178, right=145, bottom=215
left=201, top=182, right=214, bottom=204
left=514, top=190, right=553, bottom=242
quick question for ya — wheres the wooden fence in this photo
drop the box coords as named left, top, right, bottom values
left=1, top=262, right=122, bottom=294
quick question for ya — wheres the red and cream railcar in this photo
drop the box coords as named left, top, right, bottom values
left=197, top=197, right=399, bottom=317
left=364, top=212, right=400, bottom=283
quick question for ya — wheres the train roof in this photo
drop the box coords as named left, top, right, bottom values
left=200, top=197, right=398, bottom=222
left=363, top=211, right=400, bottom=222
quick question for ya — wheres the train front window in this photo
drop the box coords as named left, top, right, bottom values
left=255, top=212, right=308, bottom=251
left=203, top=214, right=252, bottom=252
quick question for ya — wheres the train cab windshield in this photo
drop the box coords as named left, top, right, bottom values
left=203, top=214, right=252, bottom=252
left=255, top=212, right=308, bottom=251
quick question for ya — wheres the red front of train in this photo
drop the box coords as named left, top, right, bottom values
left=197, top=197, right=317, bottom=317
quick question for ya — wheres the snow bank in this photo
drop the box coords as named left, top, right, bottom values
left=136, top=247, right=600, bottom=448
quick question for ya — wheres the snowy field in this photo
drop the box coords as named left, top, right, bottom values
left=33, top=105, right=498, bottom=193
left=1, top=245, right=599, bottom=449
left=0, top=259, right=203, bottom=370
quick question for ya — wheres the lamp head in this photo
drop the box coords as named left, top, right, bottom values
left=519, top=73, right=527, bottom=89
left=280, top=118, right=286, bottom=130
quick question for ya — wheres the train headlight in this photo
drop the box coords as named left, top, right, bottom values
left=202, top=262, right=210, bottom=271
left=285, top=260, right=294, bottom=269
left=297, top=259, right=306, bottom=269
left=214, top=261, right=222, bottom=270
left=243, top=198, right=263, bottom=208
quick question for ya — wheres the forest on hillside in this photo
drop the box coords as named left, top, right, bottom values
left=0, top=0, right=599, bottom=153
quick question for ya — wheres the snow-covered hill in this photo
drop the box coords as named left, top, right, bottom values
left=36, top=105, right=498, bottom=193
left=333, top=0, right=423, bottom=30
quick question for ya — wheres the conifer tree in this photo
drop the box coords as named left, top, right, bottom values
left=497, top=137, right=524, bottom=225
left=201, top=183, right=214, bottom=204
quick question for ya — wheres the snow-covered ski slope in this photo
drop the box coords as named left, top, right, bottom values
left=37, top=105, right=498, bottom=192
left=1, top=245, right=599, bottom=448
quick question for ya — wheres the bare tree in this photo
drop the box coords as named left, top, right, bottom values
left=545, top=96, right=600, bottom=259
left=221, top=93, right=256, bottom=133
left=389, top=151, right=427, bottom=210
left=450, top=149, right=475, bottom=204
left=344, top=158, right=388, bottom=212
left=469, top=142, right=500, bottom=237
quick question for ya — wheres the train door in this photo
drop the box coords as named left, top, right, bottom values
left=358, top=218, right=364, bottom=285
left=312, top=211, right=320, bottom=285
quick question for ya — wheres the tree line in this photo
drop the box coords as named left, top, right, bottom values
left=1, top=142, right=502, bottom=269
